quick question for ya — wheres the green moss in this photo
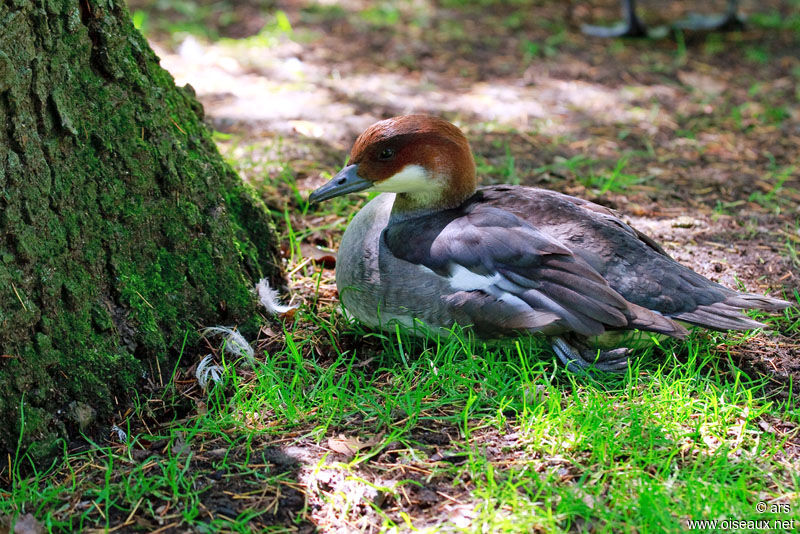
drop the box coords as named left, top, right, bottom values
left=0, top=0, right=282, bottom=466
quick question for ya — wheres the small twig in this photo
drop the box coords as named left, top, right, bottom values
left=287, top=257, right=312, bottom=277
left=169, top=117, right=186, bottom=134
left=121, top=497, right=143, bottom=526
left=436, top=491, right=463, bottom=504
left=11, top=283, right=27, bottom=311
left=149, top=522, right=180, bottom=534
left=134, top=290, right=154, bottom=309
left=91, top=499, right=106, bottom=520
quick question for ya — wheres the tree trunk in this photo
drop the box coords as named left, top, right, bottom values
left=0, top=0, right=283, bottom=463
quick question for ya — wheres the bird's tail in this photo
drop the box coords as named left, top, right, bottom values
left=674, top=292, right=792, bottom=331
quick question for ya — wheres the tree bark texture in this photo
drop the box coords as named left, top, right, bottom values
left=0, top=0, right=283, bottom=463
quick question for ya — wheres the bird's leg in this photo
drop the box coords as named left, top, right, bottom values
left=582, top=0, right=648, bottom=38
left=673, top=0, right=744, bottom=32
left=551, top=337, right=632, bottom=373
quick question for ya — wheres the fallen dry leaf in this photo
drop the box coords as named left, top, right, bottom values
left=289, top=119, right=325, bottom=138
left=327, top=433, right=383, bottom=456
left=677, top=71, right=726, bottom=95
left=301, top=243, right=337, bottom=268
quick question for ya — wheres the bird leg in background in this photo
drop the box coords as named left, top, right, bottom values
left=673, top=0, right=744, bottom=32
left=581, top=0, right=648, bottom=38
left=551, top=337, right=632, bottom=373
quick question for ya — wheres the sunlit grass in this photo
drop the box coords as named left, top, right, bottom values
left=3, top=286, right=798, bottom=531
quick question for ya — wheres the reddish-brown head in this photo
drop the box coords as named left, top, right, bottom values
left=310, top=115, right=477, bottom=213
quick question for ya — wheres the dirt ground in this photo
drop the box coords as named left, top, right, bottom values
left=124, top=0, right=799, bottom=530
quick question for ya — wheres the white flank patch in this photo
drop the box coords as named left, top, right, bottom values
left=448, top=264, right=502, bottom=292
left=372, top=164, right=435, bottom=193
left=449, top=265, right=532, bottom=310
left=256, top=278, right=298, bottom=315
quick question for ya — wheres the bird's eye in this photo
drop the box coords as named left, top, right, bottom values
left=378, top=148, right=395, bottom=160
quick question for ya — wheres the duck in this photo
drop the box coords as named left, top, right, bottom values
left=309, top=115, right=790, bottom=371
left=582, top=0, right=743, bottom=38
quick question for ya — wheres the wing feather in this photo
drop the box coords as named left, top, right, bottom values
left=385, top=204, right=685, bottom=338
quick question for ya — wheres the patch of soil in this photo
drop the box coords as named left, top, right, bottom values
left=111, top=435, right=315, bottom=533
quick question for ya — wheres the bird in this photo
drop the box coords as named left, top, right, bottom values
left=309, top=115, right=791, bottom=371
left=582, top=0, right=744, bottom=38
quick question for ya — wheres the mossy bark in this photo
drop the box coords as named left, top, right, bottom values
left=0, top=0, right=283, bottom=463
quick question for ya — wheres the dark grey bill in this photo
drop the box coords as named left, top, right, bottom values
left=309, top=164, right=373, bottom=202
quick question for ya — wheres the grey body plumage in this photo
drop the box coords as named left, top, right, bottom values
left=336, top=187, right=789, bottom=369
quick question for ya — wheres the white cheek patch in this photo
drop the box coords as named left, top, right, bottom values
left=372, top=164, right=436, bottom=193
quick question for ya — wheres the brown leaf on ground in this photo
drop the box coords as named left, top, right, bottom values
left=328, top=433, right=384, bottom=457
left=301, top=243, right=337, bottom=268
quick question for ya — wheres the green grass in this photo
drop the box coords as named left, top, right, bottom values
left=785, top=222, right=800, bottom=271
left=747, top=154, right=798, bottom=215
left=130, top=0, right=282, bottom=43
left=749, top=10, right=800, bottom=34
left=476, top=143, right=520, bottom=185
left=535, top=154, right=646, bottom=194
left=521, top=29, right=567, bottom=61
left=3, top=291, right=799, bottom=531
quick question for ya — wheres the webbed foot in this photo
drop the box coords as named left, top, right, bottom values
left=552, top=337, right=631, bottom=373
